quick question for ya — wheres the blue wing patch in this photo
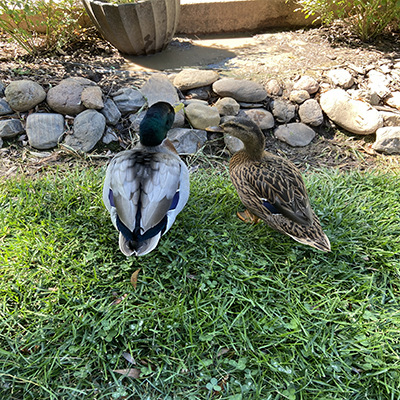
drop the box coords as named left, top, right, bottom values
left=169, top=190, right=180, bottom=210
left=263, top=200, right=280, bottom=214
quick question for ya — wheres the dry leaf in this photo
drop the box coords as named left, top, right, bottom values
left=113, top=368, right=141, bottom=379
left=217, top=348, right=230, bottom=357
left=111, top=293, right=128, bottom=305
left=130, top=268, right=141, bottom=289
left=122, top=351, right=136, bottom=365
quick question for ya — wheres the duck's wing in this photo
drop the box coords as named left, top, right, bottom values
left=230, top=154, right=313, bottom=226
left=103, top=149, right=189, bottom=256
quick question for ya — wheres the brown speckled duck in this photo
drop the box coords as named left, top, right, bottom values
left=218, top=117, right=330, bottom=252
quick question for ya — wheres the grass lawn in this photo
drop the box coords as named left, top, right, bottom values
left=0, top=163, right=399, bottom=399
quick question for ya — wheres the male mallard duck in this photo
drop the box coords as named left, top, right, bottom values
left=217, top=117, right=330, bottom=252
left=103, top=102, right=189, bottom=256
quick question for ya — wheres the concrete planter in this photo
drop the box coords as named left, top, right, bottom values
left=81, top=0, right=180, bottom=55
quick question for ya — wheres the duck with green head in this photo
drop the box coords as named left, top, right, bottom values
left=214, top=117, right=331, bottom=252
left=103, top=101, right=189, bottom=256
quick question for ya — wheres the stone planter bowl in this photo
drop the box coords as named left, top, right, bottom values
left=81, top=0, right=180, bottom=56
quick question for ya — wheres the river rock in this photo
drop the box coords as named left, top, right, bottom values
left=368, top=70, right=390, bottom=99
left=380, top=111, right=400, bottom=127
left=81, top=86, right=104, bottom=110
left=271, top=99, right=296, bottom=123
left=372, top=127, right=400, bottom=154
left=26, top=113, right=65, bottom=149
left=320, top=88, right=383, bottom=135
left=168, top=128, right=207, bottom=154
left=327, top=69, right=354, bottom=89
left=5, top=80, right=46, bottom=112
left=0, top=119, right=24, bottom=138
left=174, top=69, right=219, bottom=91
left=102, top=127, right=119, bottom=144
left=244, top=108, right=275, bottom=130
left=289, top=90, right=310, bottom=104
left=47, top=78, right=90, bottom=115
left=274, top=123, right=316, bottom=147
left=100, top=98, right=121, bottom=126
left=212, top=78, right=268, bottom=102
left=265, top=79, right=283, bottom=96
left=0, top=98, right=13, bottom=115
left=64, top=109, right=106, bottom=152
left=384, top=92, right=400, bottom=110
left=0, top=81, right=5, bottom=97
left=215, top=97, right=240, bottom=116
left=293, top=75, right=319, bottom=94
left=112, top=87, right=146, bottom=114
left=185, top=102, right=220, bottom=130
left=298, top=99, right=324, bottom=126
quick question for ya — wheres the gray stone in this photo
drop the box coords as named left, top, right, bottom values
left=47, top=79, right=87, bottom=115
left=0, top=137, right=2, bottom=148
left=186, top=86, right=211, bottom=101
left=271, top=99, right=296, bottom=123
left=100, top=98, right=121, bottom=126
left=167, top=128, right=207, bottom=154
left=320, top=88, right=383, bottom=135
left=174, top=69, right=219, bottom=91
left=129, top=110, right=146, bottom=132
left=102, top=127, right=119, bottom=144
left=289, top=90, right=310, bottom=104
left=368, top=70, right=390, bottom=99
left=348, top=88, right=380, bottom=106
left=372, top=127, right=400, bottom=154
left=140, top=73, right=180, bottom=106
left=274, top=123, right=316, bottom=147
left=185, top=102, right=220, bottom=130
left=215, top=97, right=240, bottom=116
left=0, top=81, right=5, bottom=97
left=298, top=99, right=324, bottom=126
left=244, top=108, right=275, bottom=130
left=212, top=78, right=268, bottom=102
left=5, top=80, right=46, bottom=112
left=224, top=134, right=244, bottom=153
left=327, top=69, right=354, bottom=89
left=81, top=86, right=104, bottom=110
left=293, top=76, right=319, bottom=94
left=26, top=113, right=65, bottom=149
left=0, top=98, right=13, bottom=115
left=64, top=109, right=106, bottom=152
left=112, top=88, right=145, bottom=114
left=0, top=119, right=24, bottom=138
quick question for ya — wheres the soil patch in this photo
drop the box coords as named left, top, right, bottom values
left=1, top=24, right=400, bottom=176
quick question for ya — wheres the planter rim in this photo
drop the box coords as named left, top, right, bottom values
left=85, top=0, right=155, bottom=5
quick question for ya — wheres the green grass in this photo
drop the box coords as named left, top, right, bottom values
left=0, top=165, right=399, bottom=399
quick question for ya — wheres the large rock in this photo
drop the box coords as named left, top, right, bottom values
left=293, top=76, right=319, bottom=94
left=215, top=97, right=240, bottom=116
left=112, top=88, right=146, bottom=114
left=244, top=108, right=275, bottom=130
left=26, top=113, right=65, bottom=149
left=327, top=69, right=354, bottom=89
left=320, top=88, right=383, bottom=135
left=299, top=99, right=324, bottom=126
left=372, top=127, right=400, bottom=154
left=174, top=69, right=219, bottom=91
left=185, top=102, right=220, bottom=130
left=81, top=86, right=104, bottom=110
left=0, top=119, right=24, bottom=138
left=271, top=99, right=296, bottom=123
left=64, top=109, right=105, bottom=152
left=212, top=78, right=268, bottom=102
left=168, top=128, right=207, bottom=154
left=274, top=123, right=316, bottom=147
left=5, top=80, right=46, bottom=112
left=47, top=78, right=95, bottom=115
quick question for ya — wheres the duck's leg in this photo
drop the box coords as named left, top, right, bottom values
left=237, top=209, right=260, bottom=224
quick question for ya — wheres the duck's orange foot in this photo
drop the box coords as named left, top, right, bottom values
left=237, top=209, right=260, bottom=224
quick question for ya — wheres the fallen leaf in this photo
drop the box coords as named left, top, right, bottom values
left=113, top=368, right=141, bottom=379
left=122, top=351, right=136, bottom=365
left=130, top=268, right=141, bottom=289
left=111, top=293, right=127, bottom=305
left=217, top=348, right=230, bottom=357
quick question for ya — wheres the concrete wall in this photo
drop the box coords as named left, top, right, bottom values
left=177, top=0, right=314, bottom=35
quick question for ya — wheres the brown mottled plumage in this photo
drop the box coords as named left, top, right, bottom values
left=221, top=117, right=330, bottom=252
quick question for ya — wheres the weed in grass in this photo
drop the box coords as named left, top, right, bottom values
left=0, top=166, right=399, bottom=399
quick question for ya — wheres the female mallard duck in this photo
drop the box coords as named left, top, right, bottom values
left=218, top=117, right=330, bottom=252
left=103, top=102, right=189, bottom=256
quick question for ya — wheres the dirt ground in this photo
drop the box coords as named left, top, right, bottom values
left=1, top=23, right=400, bottom=176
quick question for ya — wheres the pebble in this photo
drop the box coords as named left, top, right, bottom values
left=0, top=119, right=24, bottom=138
left=289, top=90, right=310, bottom=104
left=293, top=75, right=319, bottom=94
left=271, top=99, right=296, bottom=123
left=327, top=68, right=354, bottom=89
left=0, top=98, right=13, bottom=115
left=100, top=98, right=122, bottom=126
left=174, top=69, right=219, bottom=91
left=81, top=86, right=104, bottom=110
left=372, top=127, right=400, bottom=154
left=298, top=99, right=324, bottom=126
